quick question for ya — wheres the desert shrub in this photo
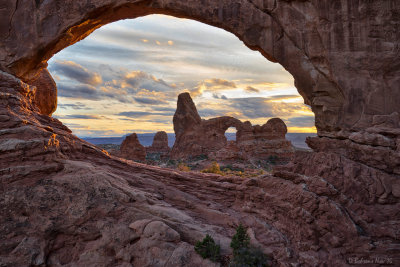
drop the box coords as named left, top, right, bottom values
left=167, top=159, right=176, bottom=166
left=229, top=247, right=270, bottom=267
left=190, top=154, right=209, bottom=161
left=146, top=153, right=161, bottom=161
left=178, top=162, right=191, bottom=172
left=222, top=165, right=244, bottom=172
left=267, top=155, right=278, bottom=165
left=230, top=224, right=250, bottom=254
left=201, top=161, right=223, bottom=175
left=194, top=234, right=221, bottom=262
left=230, top=224, right=271, bottom=267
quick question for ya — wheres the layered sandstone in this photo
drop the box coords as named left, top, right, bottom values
left=146, top=131, right=170, bottom=158
left=0, top=1, right=399, bottom=266
left=118, top=133, right=146, bottom=162
left=0, top=69, right=399, bottom=266
left=171, top=92, right=294, bottom=162
left=28, top=68, right=57, bottom=115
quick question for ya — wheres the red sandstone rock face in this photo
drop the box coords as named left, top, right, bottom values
left=118, top=133, right=146, bottom=162
left=28, top=68, right=57, bottom=116
left=1, top=1, right=400, bottom=266
left=0, top=72, right=399, bottom=266
left=146, top=131, right=170, bottom=158
left=171, top=93, right=294, bottom=162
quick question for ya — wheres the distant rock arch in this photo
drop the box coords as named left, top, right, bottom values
left=171, top=92, right=293, bottom=161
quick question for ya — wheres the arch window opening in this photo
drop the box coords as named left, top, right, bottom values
left=48, top=14, right=316, bottom=154
left=225, top=127, right=237, bottom=142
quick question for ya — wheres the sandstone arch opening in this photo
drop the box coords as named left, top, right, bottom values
left=2, top=2, right=399, bottom=267
left=226, top=127, right=237, bottom=141
left=46, top=15, right=316, bottom=153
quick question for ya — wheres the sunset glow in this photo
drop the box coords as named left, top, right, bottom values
left=49, top=15, right=316, bottom=137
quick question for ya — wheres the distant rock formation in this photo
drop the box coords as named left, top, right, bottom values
left=118, top=133, right=146, bottom=162
left=146, top=131, right=170, bottom=159
left=171, top=92, right=294, bottom=162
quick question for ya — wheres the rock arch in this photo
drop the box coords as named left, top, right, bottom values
left=3, top=0, right=398, bottom=135
left=0, top=2, right=399, bottom=266
left=171, top=92, right=294, bottom=161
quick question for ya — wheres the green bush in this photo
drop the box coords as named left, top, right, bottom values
left=190, top=154, right=209, bottom=161
left=193, top=226, right=271, bottom=266
left=167, top=159, right=176, bottom=166
left=230, top=224, right=271, bottom=267
left=146, top=153, right=161, bottom=161
left=267, top=155, right=278, bottom=165
left=230, top=224, right=250, bottom=254
left=229, top=247, right=270, bottom=267
left=194, top=234, right=221, bottom=262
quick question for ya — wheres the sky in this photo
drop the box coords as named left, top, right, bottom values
left=49, top=14, right=316, bottom=137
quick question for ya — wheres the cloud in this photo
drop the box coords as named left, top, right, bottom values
left=204, top=78, right=237, bottom=89
left=229, top=97, right=274, bottom=118
left=56, top=67, right=177, bottom=104
left=134, top=97, right=168, bottom=105
left=287, top=116, right=315, bottom=127
left=133, top=89, right=169, bottom=105
left=152, top=106, right=176, bottom=113
left=58, top=103, right=92, bottom=110
left=56, top=114, right=103, bottom=119
left=267, top=94, right=302, bottom=101
left=58, top=83, right=100, bottom=100
left=245, top=86, right=260, bottom=93
left=118, top=111, right=175, bottom=118
left=61, top=123, right=90, bottom=130
left=191, top=78, right=237, bottom=96
left=50, top=61, right=102, bottom=86
left=198, top=108, right=226, bottom=117
left=212, top=93, right=228, bottom=100
left=122, top=71, right=174, bottom=93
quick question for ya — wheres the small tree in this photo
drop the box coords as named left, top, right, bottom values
left=194, top=234, right=221, bottom=262
left=178, top=162, right=191, bottom=172
left=230, top=224, right=271, bottom=267
left=201, top=161, right=223, bottom=175
left=230, top=224, right=250, bottom=254
left=229, top=247, right=270, bottom=267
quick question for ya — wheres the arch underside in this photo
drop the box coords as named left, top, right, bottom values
left=4, top=0, right=395, bottom=134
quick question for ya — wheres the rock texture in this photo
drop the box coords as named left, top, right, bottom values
left=0, top=1, right=399, bottom=266
left=118, top=133, right=146, bottom=162
left=0, top=71, right=399, bottom=266
left=146, top=131, right=170, bottom=158
left=28, top=68, right=57, bottom=115
left=171, top=93, right=294, bottom=162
